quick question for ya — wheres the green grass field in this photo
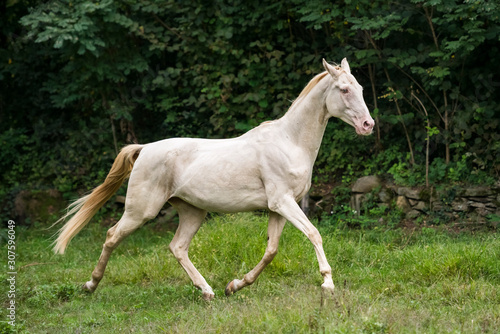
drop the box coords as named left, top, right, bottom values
left=2, top=213, right=499, bottom=333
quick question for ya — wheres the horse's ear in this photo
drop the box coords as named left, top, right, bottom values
left=341, top=58, right=351, bottom=74
left=322, top=58, right=341, bottom=78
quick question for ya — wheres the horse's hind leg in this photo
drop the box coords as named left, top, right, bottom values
left=168, top=198, right=213, bottom=300
left=82, top=211, right=148, bottom=292
left=225, top=212, right=286, bottom=296
left=83, top=178, right=166, bottom=292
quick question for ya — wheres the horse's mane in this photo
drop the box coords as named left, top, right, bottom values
left=289, top=70, right=333, bottom=108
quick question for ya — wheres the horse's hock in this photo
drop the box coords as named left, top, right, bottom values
left=346, top=176, right=500, bottom=224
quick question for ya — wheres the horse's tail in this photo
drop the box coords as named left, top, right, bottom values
left=53, top=144, right=143, bottom=254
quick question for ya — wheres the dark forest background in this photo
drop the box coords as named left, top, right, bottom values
left=1, top=0, right=499, bottom=223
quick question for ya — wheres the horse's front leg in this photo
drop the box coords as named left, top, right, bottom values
left=225, top=212, right=286, bottom=296
left=271, top=195, right=335, bottom=296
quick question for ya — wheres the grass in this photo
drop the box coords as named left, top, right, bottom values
left=1, top=212, right=499, bottom=333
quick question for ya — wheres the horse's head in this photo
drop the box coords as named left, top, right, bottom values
left=322, top=58, right=374, bottom=136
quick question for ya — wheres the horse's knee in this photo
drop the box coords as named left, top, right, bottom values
left=169, top=242, right=186, bottom=261
left=103, top=226, right=129, bottom=250
left=102, top=226, right=118, bottom=250
left=106, top=225, right=117, bottom=238
left=263, top=246, right=278, bottom=263
left=307, top=228, right=323, bottom=246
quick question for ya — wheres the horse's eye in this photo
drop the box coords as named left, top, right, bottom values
left=340, top=88, right=348, bottom=94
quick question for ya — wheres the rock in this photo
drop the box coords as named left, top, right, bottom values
left=485, top=202, right=496, bottom=209
left=396, top=196, right=411, bottom=213
left=352, top=176, right=381, bottom=193
left=467, top=196, right=491, bottom=203
left=14, top=189, right=64, bottom=225
left=431, top=201, right=444, bottom=211
left=451, top=199, right=468, bottom=212
left=462, top=186, right=494, bottom=197
left=378, top=188, right=393, bottom=203
left=397, top=187, right=422, bottom=200
left=406, top=210, right=421, bottom=219
left=413, top=201, right=427, bottom=211
left=475, top=207, right=493, bottom=217
left=350, top=194, right=364, bottom=216
left=468, top=201, right=486, bottom=209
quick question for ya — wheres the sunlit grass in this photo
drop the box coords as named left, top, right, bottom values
left=2, top=212, right=499, bottom=333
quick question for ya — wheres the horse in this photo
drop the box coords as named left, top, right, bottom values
left=53, top=58, right=374, bottom=300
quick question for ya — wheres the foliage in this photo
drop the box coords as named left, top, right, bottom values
left=1, top=0, right=499, bottom=223
left=320, top=189, right=404, bottom=230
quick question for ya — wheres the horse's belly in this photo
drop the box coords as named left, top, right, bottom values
left=171, top=153, right=268, bottom=212
left=174, top=180, right=268, bottom=213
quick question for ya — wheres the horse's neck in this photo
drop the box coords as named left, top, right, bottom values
left=278, top=78, right=330, bottom=162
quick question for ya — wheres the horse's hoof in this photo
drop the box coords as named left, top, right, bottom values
left=321, top=282, right=335, bottom=296
left=225, top=280, right=236, bottom=296
left=82, top=281, right=96, bottom=293
left=202, top=292, right=215, bottom=301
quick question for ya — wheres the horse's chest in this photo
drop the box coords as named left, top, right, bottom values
left=287, top=165, right=311, bottom=185
left=294, top=168, right=312, bottom=194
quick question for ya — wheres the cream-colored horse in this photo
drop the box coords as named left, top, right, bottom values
left=54, top=59, right=374, bottom=300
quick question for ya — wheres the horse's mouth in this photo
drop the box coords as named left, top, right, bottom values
left=355, top=126, right=374, bottom=136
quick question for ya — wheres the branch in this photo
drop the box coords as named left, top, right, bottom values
left=423, top=6, right=439, bottom=50
left=152, top=14, right=184, bottom=41
left=411, top=91, right=430, bottom=188
left=363, top=28, right=444, bottom=123
left=393, top=64, right=445, bottom=123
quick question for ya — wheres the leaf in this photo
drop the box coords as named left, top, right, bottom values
left=53, top=36, right=64, bottom=48
left=428, top=51, right=445, bottom=59
left=235, top=121, right=252, bottom=132
left=425, top=126, right=440, bottom=137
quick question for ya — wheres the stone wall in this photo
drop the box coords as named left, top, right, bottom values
left=12, top=189, right=65, bottom=225
left=349, top=176, right=500, bottom=222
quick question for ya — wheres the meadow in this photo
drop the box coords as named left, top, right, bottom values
left=1, top=212, right=499, bottom=333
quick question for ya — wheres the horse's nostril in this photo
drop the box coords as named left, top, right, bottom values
left=363, top=120, right=373, bottom=129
